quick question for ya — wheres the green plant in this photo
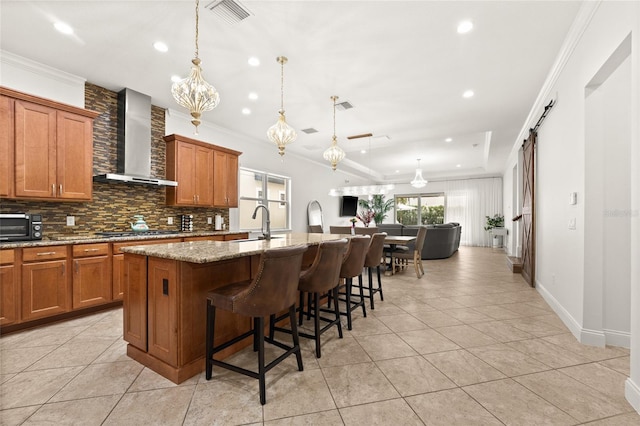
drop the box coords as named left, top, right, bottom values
left=484, top=214, right=504, bottom=231
left=358, top=194, right=395, bottom=225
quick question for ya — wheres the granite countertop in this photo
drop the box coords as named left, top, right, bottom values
left=120, top=232, right=348, bottom=264
left=0, top=231, right=241, bottom=249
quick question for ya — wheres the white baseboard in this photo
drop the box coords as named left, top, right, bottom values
left=625, top=377, right=640, bottom=413
left=536, top=280, right=583, bottom=339
left=603, top=329, right=631, bottom=348
left=580, top=328, right=607, bottom=347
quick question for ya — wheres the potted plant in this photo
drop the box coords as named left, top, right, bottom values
left=358, top=195, right=395, bottom=226
left=485, top=214, right=505, bottom=248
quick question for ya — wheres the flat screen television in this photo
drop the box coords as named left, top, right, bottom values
left=339, top=196, right=358, bottom=217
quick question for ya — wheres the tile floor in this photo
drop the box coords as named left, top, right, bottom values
left=1, top=246, right=638, bottom=425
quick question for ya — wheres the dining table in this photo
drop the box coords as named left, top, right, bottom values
left=384, top=235, right=416, bottom=275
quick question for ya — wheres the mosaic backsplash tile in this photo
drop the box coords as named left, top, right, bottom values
left=0, top=83, right=229, bottom=238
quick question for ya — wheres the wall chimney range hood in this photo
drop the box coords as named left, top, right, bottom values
left=93, top=88, right=177, bottom=187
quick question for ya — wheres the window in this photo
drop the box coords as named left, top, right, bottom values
left=239, top=168, right=290, bottom=231
left=395, top=193, right=445, bottom=225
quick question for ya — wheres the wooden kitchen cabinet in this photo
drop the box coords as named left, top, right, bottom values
left=0, top=96, right=14, bottom=197
left=72, top=243, right=111, bottom=309
left=0, top=249, right=18, bottom=326
left=21, top=245, right=69, bottom=321
left=1, top=87, right=98, bottom=201
left=213, top=149, right=239, bottom=207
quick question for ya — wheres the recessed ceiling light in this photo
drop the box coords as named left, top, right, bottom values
left=248, top=57, right=260, bottom=66
left=456, top=164, right=462, bottom=168
left=445, top=137, right=453, bottom=142
left=171, top=75, right=182, bottom=83
left=361, top=150, right=366, bottom=154
left=457, top=20, right=473, bottom=34
left=248, top=92, right=258, bottom=100
left=463, top=90, right=474, bottom=98
left=54, top=21, right=73, bottom=35
left=395, top=170, right=400, bottom=174
left=153, top=41, right=168, bottom=52
left=242, top=108, right=251, bottom=115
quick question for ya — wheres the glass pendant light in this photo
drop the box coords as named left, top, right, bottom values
left=410, top=158, right=428, bottom=188
left=171, top=0, right=220, bottom=135
left=267, top=56, right=297, bottom=156
left=323, top=96, right=346, bottom=171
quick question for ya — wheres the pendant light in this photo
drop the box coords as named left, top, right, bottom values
left=323, top=95, right=346, bottom=171
left=410, top=158, right=428, bottom=188
left=267, top=56, right=297, bottom=156
left=171, top=0, right=220, bottom=135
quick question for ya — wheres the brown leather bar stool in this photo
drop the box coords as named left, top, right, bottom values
left=270, top=239, right=349, bottom=358
left=205, top=245, right=308, bottom=405
left=358, top=232, right=387, bottom=309
left=334, top=235, right=370, bottom=330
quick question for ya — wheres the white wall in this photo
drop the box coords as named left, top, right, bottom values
left=501, top=1, right=639, bottom=412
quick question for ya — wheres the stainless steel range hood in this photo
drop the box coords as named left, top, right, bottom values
left=93, top=88, right=177, bottom=187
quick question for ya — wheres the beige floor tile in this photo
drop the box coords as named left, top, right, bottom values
left=505, top=338, right=592, bottom=368
left=584, top=412, right=640, bottom=425
left=468, top=343, right=552, bottom=377
left=130, top=367, right=199, bottom=392
left=424, top=297, right=466, bottom=310
left=0, top=406, right=40, bottom=426
left=376, top=313, right=429, bottom=332
left=469, top=320, right=533, bottom=342
left=339, top=398, right=423, bottom=425
left=322, top=362, right=400, bottom=408
left=264, top=409, right=343, bottom=425
left=410, top=310, right=463, bottom=328
left=558, top=362, right=629, bottom=401
left=424, top=349, right=506, bottom=386
left=396, top=329, right=460, bottom=354
left=435, top=324, right=498, bottom=348
left=472, top=305, right=526, bottom=320
left=406, top=388, right=502, bottom=425
left=441, top=307, right=492, bottom=324
left=448, top=295, right=498, bottom=307
left=376, top=355, right=455, bottom=396
left=598, top=356, right=631, bottom=376
left=104, top=386, right=195, bottom=425
left=0, top=345, right=58, bottom=375
left=183, top=380, right=262, bottom=425
left=355, top=333, right=418, bottom=361
left=542, top=333, right=628, bottom=361
left=463, top=378, right=577, bottom=425
left=367, top=302, right=406, bottom=317
left=503, top=317, right=566, bottom=337
left=314, top=336, right=371, bottom=368
left=345, top=315, right=392, bottom=337
left=23, top=395, right=121, bottom=425
left=0, top=367, right=84, bottom=410
left=91, top=338, right=130, bottom=364
left=26, top=337, right=116, bottom=371
left=514, top=370, right=633, bottom=423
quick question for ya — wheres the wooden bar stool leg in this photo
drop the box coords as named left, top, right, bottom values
left=256, top=316, right=266, bottom=405
left=358, top=275, right=367, bottom=317
left=288, top=305, right=304, bottom=371
left=313, top=292, right=321, bottom=358
left=205, top=301, right=215, bottom=380
left=298, top=292, right=304, bottom=326
left=345, top=278, right=353, bottom=330
left=332, top=286, right=343, bottom=339
left=377, top=265, right=384, bottom=300
left=367, top=267, right=375, bottom=309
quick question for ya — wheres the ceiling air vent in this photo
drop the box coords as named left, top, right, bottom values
left=335, top=101, right=354, bottom=111
left=206, top=0, right=252, bottom=24
left=301, top=128, right=318, bottom=134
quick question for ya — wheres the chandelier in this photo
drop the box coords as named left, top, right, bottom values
left=323, top=95, right=346, bottom=171
left=410, top=158, right=428, bottom=188
left=171, top=0, right=220, bottom=135
left=267, top=56, right=297, bottom=156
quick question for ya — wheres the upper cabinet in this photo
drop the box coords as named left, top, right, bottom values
left=1, top=87, right=99, bottom=202
left=164, top=134, right=241, bottom=208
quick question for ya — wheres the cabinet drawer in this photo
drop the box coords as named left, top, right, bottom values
left=22, top=246, right=67, bottom=262
left=73, top=243, right=109, bottom=258
left=0, top=249, right=14, bottom=265
left=113, top=238, right=182, bottom=254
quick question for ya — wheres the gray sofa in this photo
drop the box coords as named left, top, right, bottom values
left=378, top=223, right=461, bottom=260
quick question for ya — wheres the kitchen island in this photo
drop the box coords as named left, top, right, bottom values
left=120, top=232, right=346, bottom=383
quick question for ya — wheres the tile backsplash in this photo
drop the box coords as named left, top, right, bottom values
left=0, top=83, right=229, bottom=238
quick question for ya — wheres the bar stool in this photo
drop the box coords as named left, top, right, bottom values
left=270, top=239, right=349, bottom=358
left=359, top=232, right=387, bottom=309
left=335, top=235, right=370, bottom=330
left=205, top=245, right=308, bottom=405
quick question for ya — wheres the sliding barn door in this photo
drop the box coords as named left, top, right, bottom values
left=521, top=131, right=536, bottom=287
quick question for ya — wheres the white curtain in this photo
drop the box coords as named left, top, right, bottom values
left=445, top=177, right=502, bottom=246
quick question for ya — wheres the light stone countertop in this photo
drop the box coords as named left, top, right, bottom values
left=120, top=232, right=350, bottom=264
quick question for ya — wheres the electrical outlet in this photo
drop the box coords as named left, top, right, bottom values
left=66, top=216, right=75, bottom=226
left=167, top=217, right=174, bottom=225
left=207, top=217, right=213, bottom=225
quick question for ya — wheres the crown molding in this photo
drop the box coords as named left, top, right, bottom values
left=0, top=50, right=86, bottom=87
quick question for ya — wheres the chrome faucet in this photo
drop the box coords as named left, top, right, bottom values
left=252, top=204, right=271, bottom=240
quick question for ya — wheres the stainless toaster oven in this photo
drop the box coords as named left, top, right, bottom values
left=0, top=213, right=43, bottom=242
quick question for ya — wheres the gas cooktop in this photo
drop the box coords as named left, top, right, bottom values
left=95, top=230, right=181, bottom=238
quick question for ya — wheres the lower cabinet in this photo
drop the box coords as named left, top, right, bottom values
left=0, top=250, right=18, bottom=326
left=21, top=246, right=69, bottom=321
left=72, top=243, right=111, bottom=309
left=147, top=257, right=178, bottom=365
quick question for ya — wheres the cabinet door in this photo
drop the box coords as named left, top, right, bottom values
left=14, top=100, right=57, bottom=199
left=72, top=256, right=111, bottom=309
left=0, top=96, right=14, bottom=197
left=175, top=142, right=197, bottom=205
left=147, top=257, right=178, bottom=365
left=123, top=254, right=148, bottom=351
left=0, top=264, right=18, bottom=326
left=57, top=111, right=93, bottom=200
left=112, top=254, right=124, bottom=301
left=22, top=260, right=68, bottom=320
left=213, top=151, right=239, bottom=207
left=194, top=146, right=213, bottom=206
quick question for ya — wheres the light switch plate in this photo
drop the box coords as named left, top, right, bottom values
left=66, top=216, right=75, bottom=226
left=568, top=218, right=576, bottom=230
left=167, top=217, right=174, bottom=225
left=207, top=217, right=212, bottom=224
left=569, top=192, right=577, bottom=205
